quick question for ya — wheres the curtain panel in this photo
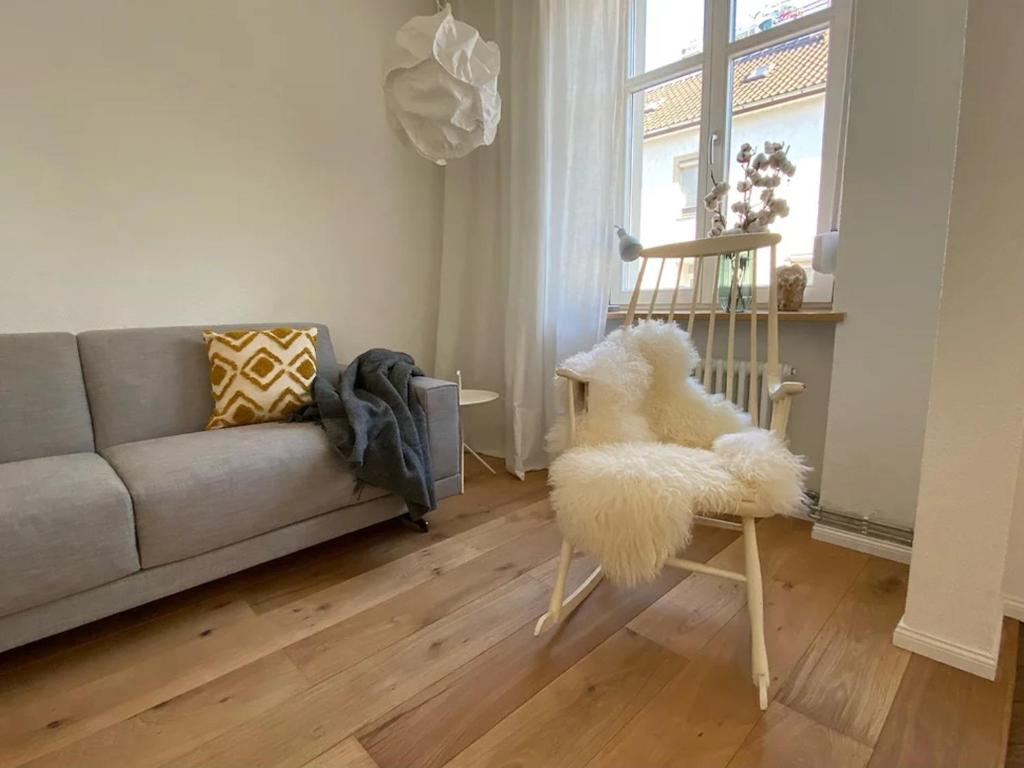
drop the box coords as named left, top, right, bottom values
left=434, top=0, right=627, bottom=476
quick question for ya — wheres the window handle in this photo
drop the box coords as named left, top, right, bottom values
left=708, top=130, right=720, bottom=163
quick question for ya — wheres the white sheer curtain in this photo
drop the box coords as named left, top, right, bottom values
left=434, top=0, right=626, bottom=477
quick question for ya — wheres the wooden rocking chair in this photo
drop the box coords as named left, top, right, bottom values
left=534, top=232, right=805, bottom=710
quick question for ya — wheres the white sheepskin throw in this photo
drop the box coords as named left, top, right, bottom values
left=547, top=320, right=807, bottom=586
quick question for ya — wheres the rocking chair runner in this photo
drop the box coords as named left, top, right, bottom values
left=534, top=232, right=805, bottom=710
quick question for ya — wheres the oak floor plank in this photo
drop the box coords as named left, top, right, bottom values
left=20, top=653, right=307, bottom=768
left=453, top=497, right=553, bottom=553
left=0, top=466, right=1015, bottom=768
left=725, top=701, right=873, bottom=768
left=528, top=545, right=600, bottom=587
left=868, top=618, right=1018, bottom=768
left=0, top=596, right=252, bottom=711
left=237, top=522, right=459, bottom=615
left=239, top=470, right=545, bottom=614
left=285, top=522, right=563, bottom=683
left=629, top=517, right=816, bottom=661
left=261, top=536, right=482, bottom=646
left=778, top=557, right=910, bottom=747
left=0, top=602, right=284, bottom=768
left=359, top=526, right=739, bottom=768
left=302, top=738, right=381, bottom=768
left=261, top=495, right=554, bottom=649
left=0, top=581, right=239, bottom=679
left=443, top=628, right=687, bottom=768
left=164, top=576, right=548, bottom=768
left=585, top=526, right=867, bottom=768
left=424, top=471, right=548, bottom=537
left=1011, top=632, right=1024, bottom=768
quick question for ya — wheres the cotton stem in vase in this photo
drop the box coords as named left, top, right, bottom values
left=704, top=140, right=795, bottom=236
left=702, top=140, right=796, bottom=310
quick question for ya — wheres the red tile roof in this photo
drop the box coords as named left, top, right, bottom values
left=643, top=30, right=829, bottom=137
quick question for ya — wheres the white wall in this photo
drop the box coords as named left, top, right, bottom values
left=895, top=0, right=1024, bottom=678
left=818, top=0, right=970, bottom=528
left=0, top=0, right=444, bottom=370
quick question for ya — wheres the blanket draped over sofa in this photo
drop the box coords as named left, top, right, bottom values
left=547, top=321, right=807, bottom=585
left=298, top=348, right=436, bottom=519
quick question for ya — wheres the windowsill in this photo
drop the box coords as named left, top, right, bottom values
left=607, top=307, right=846, bottom=324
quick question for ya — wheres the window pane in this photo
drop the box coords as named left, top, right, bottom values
left=634, top=0, right=704, bottom=75
left=726, top=30, right=828, bottom=285
left=733, top=0, right=830, bottom=42
left=626, top=71, right=703, bottom=292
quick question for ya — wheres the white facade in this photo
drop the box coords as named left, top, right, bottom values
left=639, top=93, right=826, bottom=287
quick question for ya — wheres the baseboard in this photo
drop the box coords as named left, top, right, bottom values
left=892, top=617, right=999, bottom=680
left=1005, top=593, right=1024, bottom=622
left=811, top=523, right=912, bottom=564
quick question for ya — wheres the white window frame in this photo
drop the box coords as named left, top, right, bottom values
left=613, top=0, right=852, bottom=309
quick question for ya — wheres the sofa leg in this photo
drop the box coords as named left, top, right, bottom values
left=400, top=513, right=430, bottom=533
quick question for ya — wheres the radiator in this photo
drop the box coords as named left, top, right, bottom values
left=694, top=359, right=796, bottom=429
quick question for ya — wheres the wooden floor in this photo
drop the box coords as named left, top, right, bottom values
left=1007, top=638, right=1024, bottom=767
left=0, top=460, right=1017, bottom=768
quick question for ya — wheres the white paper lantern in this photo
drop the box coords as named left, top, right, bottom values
left=383, top=3, right=501, bottom=166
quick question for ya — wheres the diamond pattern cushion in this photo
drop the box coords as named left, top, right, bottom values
left=203, top=327, right=318, bottom=429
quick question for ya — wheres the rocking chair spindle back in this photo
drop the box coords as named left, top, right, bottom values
left=622, top=232, right=788, bottom=432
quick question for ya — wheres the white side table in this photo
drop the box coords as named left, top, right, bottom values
left=456, top=371, right=500, bottom=493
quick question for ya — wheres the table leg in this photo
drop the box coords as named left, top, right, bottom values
left=463, top=443, right=497, bottom=474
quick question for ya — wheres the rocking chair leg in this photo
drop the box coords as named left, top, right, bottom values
left=742, top=516, right=770, bottom=710
left=534, top=539, right=603, bottom=636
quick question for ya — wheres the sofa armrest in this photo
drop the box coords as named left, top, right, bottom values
left=412, top=377, right=461, bottom=497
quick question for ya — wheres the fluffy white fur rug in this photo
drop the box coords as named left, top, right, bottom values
left=548, top=320, right=807, bottom=586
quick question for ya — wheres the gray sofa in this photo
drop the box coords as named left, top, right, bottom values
left=0, top=323, right=461, bottom=653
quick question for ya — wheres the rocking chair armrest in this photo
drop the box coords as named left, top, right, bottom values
left=768, top=380, right=806, bottom=402
left=767, top=380, right=804, bottom=437
left=555, top=367, right=591, bottom=384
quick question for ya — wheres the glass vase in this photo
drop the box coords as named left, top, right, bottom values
left=717, top=251, right=753, bottom=312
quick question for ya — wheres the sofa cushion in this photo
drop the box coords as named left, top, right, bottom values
left=102, top=422, right=388, bottom=567
left=203, top=327, right=319, bottom=429
left=0, top=332, right=95, bottom=463
left=77, top=323, right=340, bottom=449
left=0, top=453, right=139, bottom=617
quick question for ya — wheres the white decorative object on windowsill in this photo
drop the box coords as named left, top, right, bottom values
left=812, top=229, right=839, bottom=275
left=776, top=261, right=807, bottom=311
left=384, top=2, right=501, bottom=166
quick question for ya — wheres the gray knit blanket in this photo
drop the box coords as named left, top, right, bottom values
left=296, top=348, right=435, bottom=519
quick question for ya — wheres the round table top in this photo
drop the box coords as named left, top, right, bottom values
left=460, top=388, right=500, bottom=407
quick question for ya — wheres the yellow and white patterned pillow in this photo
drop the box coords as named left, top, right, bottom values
left=203, top=327, right=318, bottom=430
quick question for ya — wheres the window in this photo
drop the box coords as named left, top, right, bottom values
left=615, top=0, right=851, bottom=307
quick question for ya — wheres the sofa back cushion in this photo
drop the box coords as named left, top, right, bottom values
left=0, top=332, right=96, bottom=463
left=78, top=323, right=339, bottom=449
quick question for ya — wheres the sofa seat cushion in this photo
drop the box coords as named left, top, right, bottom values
left=0, top=453, right=139, bottom=617
left=102, top=422, right=388, bottom=567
